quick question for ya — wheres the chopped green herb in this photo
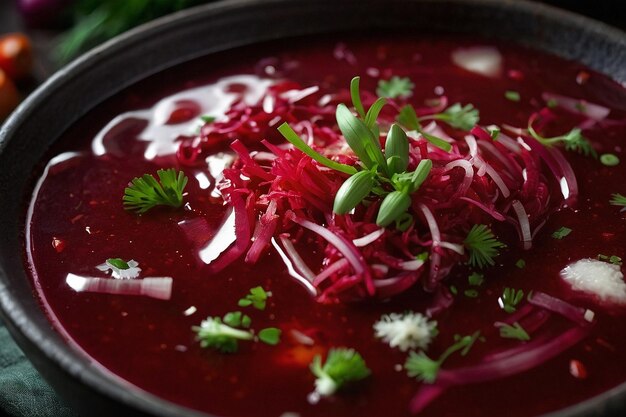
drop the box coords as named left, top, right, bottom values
left=200, top=115, right=216, bottom=124
left=123, top=168, right=188, bottom=213
left=428, top=103, right=480, bottom=131
left=463, top=224, right=505, bottom=268
left=192, top=316, right=253, bottom=353
left=500, top=288, right=524, bottom=314
left=546, top=98, right=558, bottom=108
left=505, top=90, right=521, bottom=102
left=488, top=126, right=500, bottom=140
left=468, top=272, right=484, bottom=286
left=397, top=104, right=453, bottom=152
left=552, top=226, right=572, bottom=239
left=222, top=311, right=252, bottom=328
left=405, top=331, right=482, bottom=383
left=258, top=328, right=281, bottom=345
left=449, top=285, right=458, bottom=295
left=598, top=254, right=623, bottom=266
left=238, top=286, right=271, bottom=310
left=106, top=258, right=129, bottom=270
left=497, top=322, right=530, bottom=341
left=377, top=76, right=414, bottom=99
left=416, top=252, right=429, bottom=262
left=600, top=153, right=620, bottom=167
left=528, top=124, right=597, bottom=158
left=515, top=259, right=526, bottom=269
left=464, top=289, right=479, bottom=298
left=310, top=348, right=370, bottom=396
left=610, top=193, right=626, bottom=207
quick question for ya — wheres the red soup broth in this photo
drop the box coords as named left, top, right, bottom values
left=25, top=35, right=626, bottom=417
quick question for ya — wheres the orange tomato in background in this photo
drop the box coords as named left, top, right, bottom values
left=0, top=33, right=33, bottom=80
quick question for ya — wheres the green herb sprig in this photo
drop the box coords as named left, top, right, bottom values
left=528, top=122, right=597, bottom=158
left=310, top=348, right=371, bottom=396
left=123, top=168, right=188, bottom=214
left=238, top=286, right=271, bottom=310
left=499, top=288, right=524, bottom=314
left=192, top=316, right=254, bottom=353
left=497, top=322, right=530, bottom=341
left=610, top=193, right=626, bottom=208
left=405, top=331, right=482, bottom=383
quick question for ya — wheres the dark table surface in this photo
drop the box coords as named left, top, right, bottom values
left=0, top=1, right=624, bottom=417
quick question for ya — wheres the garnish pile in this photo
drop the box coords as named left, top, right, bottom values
left=178, top=75, right=586, bottom=305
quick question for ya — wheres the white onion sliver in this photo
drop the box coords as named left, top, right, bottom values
left=438, top=242, right=465, bottom=255
left=451, top=46, right=502, bottom=78
left=445, top=159, right=474, bottom=196
left=399, top=259, right=426, bottom=271
left=465, top=135, right=478, bottom=158
left=66, top=273, right=172, bottom=300
left=353, top=228, right=385, bottom=247
left=542, top=92, right=610, bottom=121
left=511, top=200, right=532, bottom=250
left=474, top=158, right=510, bottom=198
left=271, top=238, right=317, bottom=296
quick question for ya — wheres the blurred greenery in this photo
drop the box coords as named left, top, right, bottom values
left=56, top=0, right=211, bottom=63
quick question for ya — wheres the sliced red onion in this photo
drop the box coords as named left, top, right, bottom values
left=511, top=200, right=532, bottom=250
left=465, top=135, right=478, bottom=158
left=444, top=159, right=474, bottom=197
left=528, top=292, right=593, bottom=326
left=473, top=158, right=510, bottom=198
left=409, top=384, right=446, bottom=414
left=438, top=242, right=465, bottom=255
left=373, top=272, right=421, bottom=299
left=352, top=228, right=385, bottom=247
left=271, top=237, right=317, bottom=296
left=313, top=258, right=350, bottom=286
left=399, top=259, right=427, bottom=271
left=546, top=146, right=579, bottom=205
left=459, top=197, right=507, bottom=221
left=542, top=92, right=610, bottom=121
left=288, top=212, right=374, bottom=294
left=177, top=217, right=212, bottom=246
left=418, top=204, right=441, bottom=290
left=66, top=273, right=172, bottom=300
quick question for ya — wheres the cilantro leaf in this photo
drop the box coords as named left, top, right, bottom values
left=377, top=76, right=414, bottom=99
left=610, top=193, right=626, bottom=208
left=258, top=328, right=281, bottom=345
left=463, top=224, right=505, bottom=268
left=431, top=103, right=480, bottom=131
left=238, top=286, right=271, bottom=310
left=310, top=348, right=370, bottom=396
left=528, top=123, right=597, bottom=158
left=123, top=168, right=188, bottom=214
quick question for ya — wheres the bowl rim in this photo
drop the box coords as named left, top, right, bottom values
left=1, top=1, right=625, bottom=416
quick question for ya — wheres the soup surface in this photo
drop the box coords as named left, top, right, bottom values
left=25, top=35, right=626, bottom=417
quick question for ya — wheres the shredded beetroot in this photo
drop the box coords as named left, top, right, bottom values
left=180, top=80, right=573, bottom=303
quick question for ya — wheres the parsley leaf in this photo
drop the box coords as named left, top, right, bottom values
left=405, top=331, right=482, bottom=383
left=552, top=226, right=572, bottom=239
left=238, top=286, right=271, bottom=310
left=505, top=90, right=521, bottom=102
left=192, top=316, right=254, bottom=353
left=463, top=224, right=505, bottom=268
left=528, top=123, right=597, bottom=158
left=222, top=311, right=252, bottom=328
left=497, top=322, right=530, bottom=341
left=598, top=254, right=623, bottom=266
left=123, top=168, right=188, bottom=213
left=310, top=348, right=370, bottom=396
left=377, top=76, right=414, bottom=99
left=431, top=103, right=480, bottom=131
left=468, top=272, right=484, bottom=286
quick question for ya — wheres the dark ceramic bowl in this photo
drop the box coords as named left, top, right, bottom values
left=1, top=0, right=625, bottom=416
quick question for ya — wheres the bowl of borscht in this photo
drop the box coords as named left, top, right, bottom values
left=1, top=0, right=626, bottom=416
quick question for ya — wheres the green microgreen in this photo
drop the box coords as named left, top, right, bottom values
left=497, top=322, right=530, bottom=341
left=405, top=331, right=482, bottom=383
left=546, top=98, right=558, bottom=108
left=505, top=90, right=521, bottom=102
left=376, top=76, right=414, bottom=99
left=515, top=259, right=526, bottom=269
left=123, top=168, right=188, bottom=214
left=463, top=224, right=505, bottom=268
left=200, top=115, right=216, bottom=124
left=238, top=286, right=271, bottom=310
left=222, top=311, right=252, bottom=329
left=192, top=316, right=254, bottom=353
left=449, top=285, right=458, bottom=295
left=600, top=153, right=620, bottom=167
left=499, top=288, right=524, bottom=314
left=552, top=226, right=572, bottom=239
left=528, top=123, right=597, bottom=158
left=488, top=126, right=501, bottom=140
left=258, top=328, right=282, bottom=345
left=310, top=348, right=370, bottom=396
left=610, top=193, right=626, bottom=207
left=468, top=272, right=484, bottom=286
left=598, top=254, right=623, bottom=266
